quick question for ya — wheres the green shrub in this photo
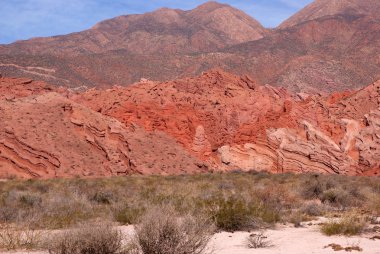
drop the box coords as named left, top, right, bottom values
left=213, top=197, right=253, bottom=231
left=199, top=196, right=263, bottom=232
left=321, top=212, right=365, bottom=236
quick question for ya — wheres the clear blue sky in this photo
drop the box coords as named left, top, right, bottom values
left=0, top=0, right=313, bottom=44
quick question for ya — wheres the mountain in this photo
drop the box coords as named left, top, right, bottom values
left=0, top=0, right=379, bottom=93
left=223, top=12, right=380, bottom=92
left=0, top=2, right=266, bottom=56
left=1, top=71, right=379, bottom=179
left=279, top=0, right=380, bottom=28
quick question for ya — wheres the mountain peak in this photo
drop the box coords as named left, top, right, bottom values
left=194, top=1, right=229, bottom=11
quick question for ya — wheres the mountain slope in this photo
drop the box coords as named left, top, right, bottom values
left=279, top=0, right=380, bottom=28
left=0, top=1, right=379, bottom=93
left=0, top=2, right=267, bottom=56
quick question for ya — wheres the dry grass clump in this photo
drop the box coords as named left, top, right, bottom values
left=114, top=205, right=145, bottom=225
left=48, top=222, right=126, bottom=254
left=324, top=243, right=362, bottom=252
left=130, top=205, right=215, bottom=254
left=321, top=211, right=366, bottom=236
left=0, top=225, right=43, bottom=251
left=246, top=232, right=271, bottom=249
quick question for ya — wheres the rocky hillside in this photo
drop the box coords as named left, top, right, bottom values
left=1, top=71, right=379, bottom=179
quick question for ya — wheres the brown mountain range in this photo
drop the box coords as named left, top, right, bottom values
left=0, top=0, right=379, bottom=92
left=0, top=2, right=266, bottom=56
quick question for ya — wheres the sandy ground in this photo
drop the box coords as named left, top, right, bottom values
left=2, top=219, right=380, bottom=254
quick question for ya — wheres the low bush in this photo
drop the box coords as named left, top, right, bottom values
left=114, top=205, right=145, bottom=225
left=0, top=225, right=43, bottom=251
left=300, top=203, right=324, bottom=217
left=320, top=188, right=352, bottom=207
left=321, top=212, right=366, bottom=236
left=131, top=205, right=215, bottom=254
left=211, top=197, right=256, bottom=232
left=48, top=222, right=125, bottom=254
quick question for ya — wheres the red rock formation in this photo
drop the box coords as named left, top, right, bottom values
left=0, top=76, right=55, bottom=100
left=1, top=71, right=379, bottom=179
left=74, top=70, right=380, bottom=176
left=0, top=79, right=208, bottom=179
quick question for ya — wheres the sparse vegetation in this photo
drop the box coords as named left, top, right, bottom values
left=321, top=211, right=366, bottom=236
left=0, top=173, right=378, bottom=240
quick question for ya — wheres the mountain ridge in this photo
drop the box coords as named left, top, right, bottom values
left=0, top=0, right=379, bottom=93
left=0, top=1, right=267, bottom=55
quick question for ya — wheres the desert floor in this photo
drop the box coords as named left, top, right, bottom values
left=3, top=218, right=380, bottom=254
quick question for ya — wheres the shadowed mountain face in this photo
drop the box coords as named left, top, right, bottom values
left=0, top=0, right=379, bottom=92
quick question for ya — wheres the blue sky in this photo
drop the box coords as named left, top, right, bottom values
left=0, top=0, right=313, bottom=44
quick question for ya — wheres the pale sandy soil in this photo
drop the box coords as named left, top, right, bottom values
left=3, top=220, right=380, bottom=254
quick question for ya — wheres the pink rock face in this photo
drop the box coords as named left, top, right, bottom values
left=74, top=70, right=379, bottom=176
left=0, top=71, right=379, bottom=179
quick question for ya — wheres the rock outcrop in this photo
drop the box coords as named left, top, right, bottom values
left=1, top=71, right=379, bottom=178
left=74, top=70, right=380, bottom=176
left=0, top=82, right=207, bottom=179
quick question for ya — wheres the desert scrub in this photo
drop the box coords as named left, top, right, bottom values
left=300, top=203, right=325, bottom=217
left=0, top=173, right=379, bottom=230
left=131, top=205, right=215, bottom=254
left=48, top=222, right=126, bottom=254
left=321, top=211, right=366, bottom=236
left=211, top=197, right=256, bottom=231
left=114, top=204, right=145, bottom=225
left=0, top=225, right=43, bottom=251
